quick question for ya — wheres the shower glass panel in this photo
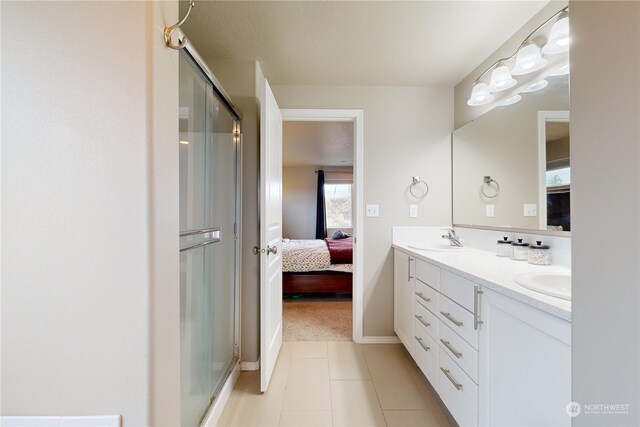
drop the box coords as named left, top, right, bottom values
left=179, top=51, right=239, bottom=427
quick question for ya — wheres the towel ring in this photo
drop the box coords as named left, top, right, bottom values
left=409, top=176, right=429, bottom=198
left=481, top=176, right=500, bottom=198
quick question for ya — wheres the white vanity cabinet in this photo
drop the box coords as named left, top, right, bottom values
left=479, top=288, right=571, bottom=426
left=393, top=249, right=415, bottom=354
left=393, top=247, right=572, bottom=427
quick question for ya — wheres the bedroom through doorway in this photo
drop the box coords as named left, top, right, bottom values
left=281, top=117, right=356, bottom=342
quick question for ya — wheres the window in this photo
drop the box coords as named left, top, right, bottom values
left=324, top=183, right=352, bottom=228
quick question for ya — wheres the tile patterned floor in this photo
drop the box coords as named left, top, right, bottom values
left=218, top=342, right=455, bottom=427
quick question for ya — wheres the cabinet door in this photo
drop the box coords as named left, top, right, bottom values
left=479, top=289, right=571, bottom=427
left=393, top=249, right=414, bottom=353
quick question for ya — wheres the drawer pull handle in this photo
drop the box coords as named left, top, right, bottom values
left=440, top=367, right=463, bottom=390
left=440, top=311, right=463, bottom=327
left=415, top=292, right=431, bottom=303
left=415, top=336, right=430, bottom=352
left=415, top=315, right=430, bottom=328
left=440, top=339, right=463, bottom=358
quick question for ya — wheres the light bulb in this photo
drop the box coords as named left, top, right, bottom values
left=488, top=64, right=517, bottom=92
left=511, top=43, right=547, bottom=75
left=542, top=15, right=570, bottom=54
left=467, top=82, right=495, bottom=106
left=499, top=94, right=522, bottom=106
left=521, top=79, right=549, bottom=93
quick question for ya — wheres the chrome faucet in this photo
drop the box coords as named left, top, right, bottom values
left=441, top=228, right=463, bottom=247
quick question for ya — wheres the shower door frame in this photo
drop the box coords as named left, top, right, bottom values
left=179, top=33, right=243, bottom=427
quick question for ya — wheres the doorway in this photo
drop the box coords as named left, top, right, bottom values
left=280, top=109, right=364, bottom=343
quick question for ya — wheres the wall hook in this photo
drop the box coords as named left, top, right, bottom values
left=164, top=0, right=195, bottom=50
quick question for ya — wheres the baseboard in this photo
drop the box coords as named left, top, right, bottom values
left=241, top=359, right=260, bottom=371
left=202, top=360, right=241, bottom=427
left=360, top=336, right=401, bottom=344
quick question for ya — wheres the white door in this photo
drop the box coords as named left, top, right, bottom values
left=260, top=79, right=283, bottom=392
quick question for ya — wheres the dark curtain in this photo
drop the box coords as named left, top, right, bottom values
left=315, top=170, right=327, bottom=239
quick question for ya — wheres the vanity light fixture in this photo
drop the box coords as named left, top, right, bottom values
left=498, top=94, right=522, bottom=106
left=488, top=63, right=517, bottom=92
left=467, top=82, right=495, bottom=106
left=542, top=12, right=570, bottom=54
left=521, top=79, right=549, bottom=93
left=466, top=6, right=568, bottom=107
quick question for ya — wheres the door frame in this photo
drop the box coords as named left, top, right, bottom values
left=280, top=108, right=364, bottom=343
left=537, top=110, right=570, bottom=230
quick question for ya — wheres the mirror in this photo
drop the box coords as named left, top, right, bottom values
left=453, top=74, right=570, bottom=233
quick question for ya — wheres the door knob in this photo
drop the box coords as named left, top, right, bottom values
left=252, top=246, right=265, bottom=255
left=267, top=245, right=278, bottom=255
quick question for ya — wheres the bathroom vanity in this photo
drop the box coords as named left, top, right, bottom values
left=393, top=234, right=571, bottom=426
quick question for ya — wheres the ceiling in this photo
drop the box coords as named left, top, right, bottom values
left=283, top=121, right=354, bottom=167
left=181, top=1, right=548, bottom=87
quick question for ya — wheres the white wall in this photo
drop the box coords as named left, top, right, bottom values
left=571, top=1, right=640, bottom=425
left=1, top=2, right=180, bottom=425
left=272, top=85, right=453, bottom=336
left=282, top=166, right=318, bottom=239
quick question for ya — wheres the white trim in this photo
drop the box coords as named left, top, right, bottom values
left=360, top=336, right=402, bottom=344
left=0, top=416, right=121, bottom=427
left=202, top=360, right=241, bottom=427
left=281, top=108, right=364, bottom=344
left=537, top=111, right=570, bottom=230
left=241, top=359, right=260, bottom=371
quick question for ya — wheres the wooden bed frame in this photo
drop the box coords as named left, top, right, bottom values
left=283, top=271, right=352, bottom=294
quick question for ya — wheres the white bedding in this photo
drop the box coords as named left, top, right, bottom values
left=282, top=239, right=352, bottom=273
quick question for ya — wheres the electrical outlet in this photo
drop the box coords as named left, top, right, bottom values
left=366, top=204, right=379, bottom=217
left=409, top=204, right=418, bottom=218
left=524, top=204, right=537, bottom=217
left=486, top=204, right=495, bottom=217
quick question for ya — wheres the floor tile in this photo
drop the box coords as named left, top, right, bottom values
left=292, top=341, right=328, bottom=358
left=328, top=341, right=370, bottom=380
left=330, top=380, right=386, bottom=427
left=279, top=411, right=332, bottom=427
left=282, top=358, right=331, bottom=411
left=271, top=346, right=293, bottom=383
left=384, top=409, right=442, bottom=427
left=218, top=372, right=286, bottom=427
left=363, top=344, right=430, bottom=410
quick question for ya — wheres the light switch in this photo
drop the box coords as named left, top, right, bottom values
left=524, top=204, right=537, bottom=217
left=409, top=204, right=418, bottom=218
left=486, top=204, right=495, bottom=217
left=366, top=204, right=379, bottom=217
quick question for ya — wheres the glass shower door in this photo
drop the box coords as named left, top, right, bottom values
left=179, top=52, right=239, bottom=427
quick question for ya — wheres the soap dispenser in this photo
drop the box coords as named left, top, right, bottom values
left=496, top=237, right=513, bottom=257
left=511, top=239, right=529, bottom=261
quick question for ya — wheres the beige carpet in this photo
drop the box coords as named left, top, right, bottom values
left=283, top=299, right=352, bottom=341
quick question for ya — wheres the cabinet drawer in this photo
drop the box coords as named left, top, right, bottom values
left=440, top=270, right=476, bottom=312
left=415, top=300, right=439, bottom=340
left=439, top=294, right=478, bottom=349
left=416, top=259, right=440, bottom=290
left=439, top=348, right=478, bottom=427
left=439, top=320, right=478, bottom=383
left=414, top=321, right=439, bottom=391
left=415, top=279, right=439, bottom=315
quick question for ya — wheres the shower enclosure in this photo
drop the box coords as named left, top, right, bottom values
left=179, top=47, right=241, bottom=427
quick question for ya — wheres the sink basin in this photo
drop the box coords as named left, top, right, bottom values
left=513, top=272, right=571, bottom=300
left=408, top=242, right=468, bottom=252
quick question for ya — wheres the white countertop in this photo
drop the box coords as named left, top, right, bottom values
left=392, top=243, right=572, bottom=322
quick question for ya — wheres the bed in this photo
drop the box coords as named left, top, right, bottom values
left=282, top=237, right=353, bottom=294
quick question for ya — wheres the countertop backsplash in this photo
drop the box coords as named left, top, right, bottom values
left=392, top=226, right=571, bottom=268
